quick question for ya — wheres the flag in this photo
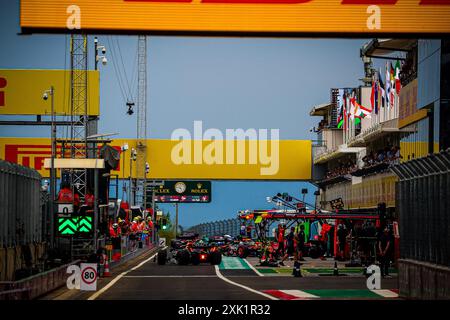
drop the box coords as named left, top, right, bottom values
left=350, top=97, right=371, bottom=120
left=337, top=89, right=344, bottom=128
left=390, top=63, right=395, bottom=92
left=343, top=92, right=349, bottom=131
left=395, top=60, right=402, bottom=94
left=390, top=90, right=395, bottom=108
left=385, top=62, right=391, bottom=108
left=374, top=78, right=379, bottom=115
left=379, top=69, right=386, bottom=108
left=370, top=79, right=375, bottom=111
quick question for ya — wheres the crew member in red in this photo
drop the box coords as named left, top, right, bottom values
left=109, top=222, right=120, bottom=237
left=84, top=188, right=95, bottom=208
left=57, top=182, right=80, bottom=207
left=319, top=223, right=332, bottom=260
left=57, top=182, right=73, bottom=202
left=276, top=224, right=286, bottom=258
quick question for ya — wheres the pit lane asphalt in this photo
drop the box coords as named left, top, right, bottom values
left=89, top=262, right=397, bottom=300
left=90, top=261, right=268, bottom=300
left=44, top=252, right=398, bottom=300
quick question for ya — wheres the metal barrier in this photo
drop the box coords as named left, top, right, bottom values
left=391, top=149, right=450, bottom=267
left=0, top=160, right=47, bottom=282
left=0, top=160, right=42, bottom=247
left=391, top=149, right=450, bottom=299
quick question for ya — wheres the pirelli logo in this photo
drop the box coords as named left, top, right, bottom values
left=3, top=143, right=121, bottom=176
left=5, top=144, right=55, bottom=171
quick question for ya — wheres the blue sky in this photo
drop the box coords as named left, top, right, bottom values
left=0, top=0, right=371, bottom=228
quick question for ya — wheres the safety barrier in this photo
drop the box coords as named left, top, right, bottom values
left=0, top=160, right=42, bottom=247
left=0, top=260, right=80, bottom=300
left=0, top=242, right=47, bottom=282
left=398, top=259, right=450, bottom=299
left=0, top=160, right=48, bottom=281
left=391, top=149, right=450, bottom=299
left=391, top=149, right=450, bottom=267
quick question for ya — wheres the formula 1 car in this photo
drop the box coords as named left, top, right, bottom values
left=157, top=236, right=222, bottom=266
left=223, top=238, right=261, bottom=258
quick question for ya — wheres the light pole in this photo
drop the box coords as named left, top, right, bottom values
left=94, top=37, right=107, bottom=71
left=144, top=162, right=149, bottom=211
left=43, top=86, right=56, bottom=248
left=314, top=190, right=321, bottom=212
left=301, top=188, right=308, bottom=206
left=121, top=143, right=129, bottom=202
left=175, top=203, right=179, bottom=238
left=129, top=148, right=137, bottom=206
left=151, top=187, right=156, bottom=244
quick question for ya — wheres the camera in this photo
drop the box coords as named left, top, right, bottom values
left=102, top=56, right=107, bottom=65
left=43, top=92, right=48, bottom=100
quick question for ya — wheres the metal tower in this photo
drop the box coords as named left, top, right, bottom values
left=135, top=35, right=148, bottom=206
left=69, top=34, right=88, bottom=199
left=69, top=34, right=91, bottom=260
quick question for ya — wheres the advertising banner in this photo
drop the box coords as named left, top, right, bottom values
left=0, top=138, right=312, bottom=180
left=0, top=69, right=99, bottom=116
left=21, top=0, right=450, bottom=35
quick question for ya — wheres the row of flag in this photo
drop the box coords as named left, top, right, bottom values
left=336, top=60, right=402, bottom=130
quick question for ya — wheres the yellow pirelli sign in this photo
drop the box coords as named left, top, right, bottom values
left=20, top=0, right=450, bottom=34
left=0, top=138, right=312, bottom=180
left=0, top=69, right=99, bottom=116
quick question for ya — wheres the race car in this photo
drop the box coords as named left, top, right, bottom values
left=220, top=237, right=261, bottom=258
left=157, top=235, right=222, bottom=266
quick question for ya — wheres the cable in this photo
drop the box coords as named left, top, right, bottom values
left=107, top=36, right=129, bottom=105
left=115, top=36, right=134, bottom=101
left=108, top=36, right=127, bottom=100
left=129, top=39, right=139, bottom=103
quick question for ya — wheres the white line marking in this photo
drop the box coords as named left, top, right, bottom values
left=371, top=289, right=399, bottom=298
left=88, top=248, right=164, bottom=300
left=243, top=258, right=264, bottom=277
left=123, top=275, right=217, bottom=278
left=214, top=265, right=278, bottom=300
left=281, top=290, right=319, bottom=299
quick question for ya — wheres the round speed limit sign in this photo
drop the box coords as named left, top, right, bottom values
left=80, top=263, right=98, bottom=291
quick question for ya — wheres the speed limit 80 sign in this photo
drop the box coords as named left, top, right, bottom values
left=66, top=263, right=98, bottom=291
left=80, top=263, right=97, bottom=291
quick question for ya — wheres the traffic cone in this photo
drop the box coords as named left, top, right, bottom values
left=333, top=261, right=339, bottom=276
left=103, top=258, right=111, bottom=277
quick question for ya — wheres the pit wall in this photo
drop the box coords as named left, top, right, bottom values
left=399, top=259, right=450, bottom=299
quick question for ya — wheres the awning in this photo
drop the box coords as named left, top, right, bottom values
left=310, top=103, right=332, bottom=116
left=361, top=39, right=417, bottom=60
